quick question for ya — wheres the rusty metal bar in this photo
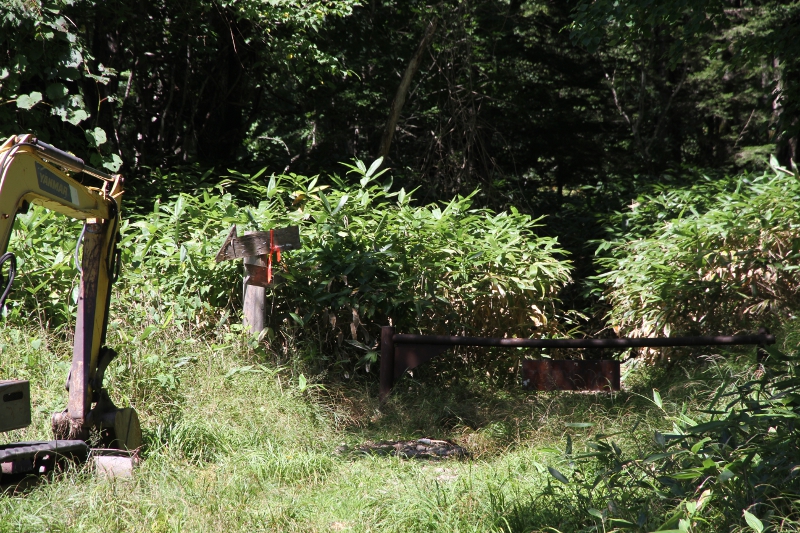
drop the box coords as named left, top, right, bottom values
left=392, top=332, right=775, bottom=349
left=379, top=326, right=775, bottom=401
left=379, top=326, right=395, bottom=402
left=68, top=221, right=105, bottom=430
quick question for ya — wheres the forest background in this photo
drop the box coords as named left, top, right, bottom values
left=3, top=0, right=799, bottom=328
left=2, top=1, right=800, bottom=531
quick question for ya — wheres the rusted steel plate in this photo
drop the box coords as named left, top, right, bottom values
left=394, top=343, right=450, bottom=380
left=0, top=380, right=31, bottom=432
left=215, top=226, right=301, bottom=262
left=521, top=360, right=620, bottom=391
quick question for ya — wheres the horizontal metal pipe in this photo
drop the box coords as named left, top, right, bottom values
left=392, top=333, right=775, bottom=349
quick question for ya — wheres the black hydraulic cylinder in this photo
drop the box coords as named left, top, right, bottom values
left=30, top=138, right=114, bottom=181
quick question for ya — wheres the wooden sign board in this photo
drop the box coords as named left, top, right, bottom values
left=215, top=226, right=301, bottom=263
left=244, top=263, right=284, bottom=287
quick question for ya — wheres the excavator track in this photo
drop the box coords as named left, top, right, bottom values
left=0, top=440, right=89, bottom=480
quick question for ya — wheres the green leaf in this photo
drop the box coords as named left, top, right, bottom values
left=690, top=437, right=710, bottom=453
left=46, top=83, right=68, bottom=100
left=85, top=127, right=107, bottom=147
left=743, top=510, right=764, bottom=533
left=224, top=365, right=266, bottom=379
left=587, top=508, right=604, bottom=520
left=609, top=518, right=635, bottom=526
left=320, top=192, right=332, bottom=214
left=297, top=373, right=307, bottom=392
left=289, top=312, right=305, bottom=326
left=671, top=468, right=705, bottom=480
left=138, top=325, right=157, bottom=341
left=17, top=91, right=42, bottom=109
left=653, top=389, right=663, bottom=409
left=365, top=157, right=383, bottom=178
left=102, top=154, right=123, bottom=172
left=547, top=466, right=569, bottom=484
left=345, top=339, right=370, bottom=351
left=267, top=175, right=277, bottom=198
left=331, top=194, right=348, bottom=215
left=655, top=508, right=683, bottom=531
left=645, top=451, right=677, bottom=463
left=66, top=109, right=88, bottom=125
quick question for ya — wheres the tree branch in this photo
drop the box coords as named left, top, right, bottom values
left=379, top=18, right=437, bottom=158
left=644, top=68, right=687, bottom=159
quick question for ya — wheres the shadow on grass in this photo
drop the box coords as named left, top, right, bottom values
left=334, top=350, right=752, bottom=458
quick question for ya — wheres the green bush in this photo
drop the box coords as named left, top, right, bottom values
left=546, top=340, right=800, bottom=531
left=5, top=159, right=572, bottom=374
left=595, top=158, right=800, bottom=345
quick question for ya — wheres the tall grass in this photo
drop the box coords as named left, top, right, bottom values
left=6, top=315, right=796, bottom=532
left=0, top=320, right=618, bottom=532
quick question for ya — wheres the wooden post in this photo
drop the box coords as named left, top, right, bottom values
left=379, top=326, right=395, bottom=402
left=242, top=231, right=266, bottom=335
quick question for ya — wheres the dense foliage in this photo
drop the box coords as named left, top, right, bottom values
left=8, top=160, right=571, bottom=375
left=2, top=1, right=797, bottom=202
left=596, top=159, right=800, bottom=347
left=544, top=341, right=800, bottom=531
left=4, top=0, right=799, bottom=337
left=0, top=0, right=358, bottom=173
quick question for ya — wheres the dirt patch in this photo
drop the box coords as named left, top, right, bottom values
left=337, top=438, right=469, bottom=459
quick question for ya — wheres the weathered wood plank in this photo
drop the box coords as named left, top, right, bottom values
left=242, top=241, right=266, bottom=333
left=243, top=263, right=284, bottom=287
left=215, top=226, right=238, bottom=263
left=215, top=226, right=301, bottom=262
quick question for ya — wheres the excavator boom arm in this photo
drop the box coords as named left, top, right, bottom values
left=0, top=135, right=135, bottom=446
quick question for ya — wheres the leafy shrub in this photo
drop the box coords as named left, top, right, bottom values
left=262, top=161, right=572, bottom=367
left=595, top=158, right=800, bottom=344
left=546, top=342, right=800, bottom=531
left=5, top=159, right=572, bottom=374
left=6, top=208, right=82, bottom=327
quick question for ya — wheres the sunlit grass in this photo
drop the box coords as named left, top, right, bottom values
left=1, top=322, right=796, bottom=532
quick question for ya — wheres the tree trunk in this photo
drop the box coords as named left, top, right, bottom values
left=378, top=19, right=437, bottom=158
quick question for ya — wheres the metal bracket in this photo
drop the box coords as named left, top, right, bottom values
left=394, top=343, right=451, bottom=381
left=521, top=359, right=620, bottom=391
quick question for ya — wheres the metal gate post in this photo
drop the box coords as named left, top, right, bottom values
left=379, top=326, right=395, bottom=402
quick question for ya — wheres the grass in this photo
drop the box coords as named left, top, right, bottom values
left=0, top=322, right=786, bottom=532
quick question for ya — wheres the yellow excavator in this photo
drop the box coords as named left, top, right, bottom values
left=0, top=134, right=140, bottom=480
